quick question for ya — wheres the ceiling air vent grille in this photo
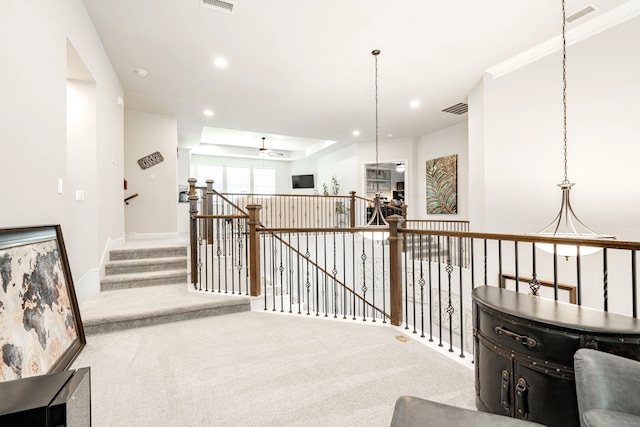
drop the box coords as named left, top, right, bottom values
left=201, top=0, right=235, bottom=14
left=566, top=4, right=599, bottom=23
left=442, top=103, right=468, bottom=115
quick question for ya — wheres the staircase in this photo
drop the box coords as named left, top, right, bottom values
left=80, top=245, right=251, bottom=335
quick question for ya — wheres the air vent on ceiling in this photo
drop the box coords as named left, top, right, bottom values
left=200, top=0, right=235, bottom=14
left=442, top=103, right=468, bottom=115
left=566, top=4, right=599, bottom=23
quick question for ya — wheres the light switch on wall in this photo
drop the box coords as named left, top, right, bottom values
left=150, top=173, right=155, bottom=180
left=57, top=179, right=63, bottom=194
left=76, top=190, right=85, bottom=201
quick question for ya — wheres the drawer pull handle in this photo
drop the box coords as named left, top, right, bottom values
left=495, top=326, right=537, bottom=347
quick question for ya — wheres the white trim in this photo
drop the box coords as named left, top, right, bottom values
left=487, top=0, right=640, bottom=78
left=74, top=268, right=100, bottom=305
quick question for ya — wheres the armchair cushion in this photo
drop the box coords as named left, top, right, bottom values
left=574, top=348, right=640, bottom=427
left=390, top=396, right=545, bottom=427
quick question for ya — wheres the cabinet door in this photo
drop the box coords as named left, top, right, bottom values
left=475, top=337, right=513, bottom=418
left=513, top=363, right=579, bottom=427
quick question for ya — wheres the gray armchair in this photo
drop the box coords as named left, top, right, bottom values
left=574, top=348, right=640, bottom=427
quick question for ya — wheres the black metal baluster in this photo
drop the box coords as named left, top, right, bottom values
left=427, top=234, right=433, bottom=341
left=603, top=248, right=609, bottom=312
left=244, top=218, right=250, bottom=295
left=529, top=243, right=540, bottom=296
left=279, top=234, right=284, bottom=313
left=553, top=244, right=559, bottom=301
left=262, top=232, right=268, bottom=310
left=632, top=250, right=637, bottom=318
left=352, top=232, right=356, bottom=320
left=514, top=241, right=519, bottom=293
left=223, top=215, right=228, bottom=294
left=315, top=231, right=319, bottom=316
left=216, top=218, right=222, bottom=293
left=471, top=238, right=475, bottom=289
left=332, top=232, right=338, bottom=319
left=419, top=234, right=426, bottom=338
left=498, top=240, right=502, bottom=287
left=446, top=237, right=454, bottom=353
left=271, top=234, right=276, bottom=311
left=324, top=232, right=328, bottom=317
left=458, top=236, right=465, bottom=358
left=305, top=232, right=311, bottom=316
left=576, top=247, right=582, bottom=305
left=382, top=234, right=386, bottom=324
left=372, top=236, right=377, bottom=323
left=437, top=235, right=443, bottom=347
left=483, top=240, right=488, bottom=285
left=237, top=220, right=244, bottom=295
left=361, top=233, right=368, bottom=321
left=230, top=220, right=236, bottom=294
left=342, top=232, right=347, bottom=320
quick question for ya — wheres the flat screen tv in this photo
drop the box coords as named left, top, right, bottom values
left=292, top=174, right=314, bottom=189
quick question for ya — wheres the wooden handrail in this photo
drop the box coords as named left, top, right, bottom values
left=124, top=193, right=139, bottom=205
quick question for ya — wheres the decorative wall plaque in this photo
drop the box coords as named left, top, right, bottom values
left=137, top=151, right=164, bottom=169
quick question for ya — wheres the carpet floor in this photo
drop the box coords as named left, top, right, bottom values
left=71, top=310, right=475, bottom=427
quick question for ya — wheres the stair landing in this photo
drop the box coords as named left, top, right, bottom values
left=81, top=284, right=250, bottom=335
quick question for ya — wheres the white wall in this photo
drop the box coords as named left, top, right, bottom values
left=124, top=110, right=178, bottom=235
left=480, top=16, right=640, bottom=241
left=0, top=0, right=124, bottom=303
left=315, top=143, right=358, bottom=196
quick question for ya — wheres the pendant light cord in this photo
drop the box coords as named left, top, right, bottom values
left=562, top=0, right=569, bottom=185
left=373, top=49, right=380, bottom=193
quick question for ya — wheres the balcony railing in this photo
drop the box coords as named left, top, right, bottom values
left=187, top=179, right=640, bottom=358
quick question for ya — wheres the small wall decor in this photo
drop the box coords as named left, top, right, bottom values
left=137, top=151, right=164, bottom=169
left=426, top=154, right=457, bottom=214
left=0, top=226, right=85, bottom=382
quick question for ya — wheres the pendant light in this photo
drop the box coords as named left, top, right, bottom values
left=532, top=0, right=614, bottom=257
left=363, top=49, right=389, bottom=241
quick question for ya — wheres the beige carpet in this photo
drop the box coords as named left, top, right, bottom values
left=72, top=310, right=475, bottom=426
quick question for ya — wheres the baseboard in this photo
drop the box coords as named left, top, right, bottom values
left=125, top=232, right=182, bottom=240
left=74, top=268, right=100, bottom=305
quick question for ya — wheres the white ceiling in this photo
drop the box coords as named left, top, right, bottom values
left=81, top=0, right=634, bottom=160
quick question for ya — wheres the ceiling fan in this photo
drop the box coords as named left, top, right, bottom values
left=256, top=137, right=284, bottom=158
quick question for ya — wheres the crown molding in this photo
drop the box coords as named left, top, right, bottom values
left=487, top=0, right=640, bottom=79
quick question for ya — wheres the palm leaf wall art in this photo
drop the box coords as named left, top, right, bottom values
left=426, top=154, right=457, bottom=214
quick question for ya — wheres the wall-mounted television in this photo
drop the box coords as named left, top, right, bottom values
left=292, top=174, right=314, bottom=189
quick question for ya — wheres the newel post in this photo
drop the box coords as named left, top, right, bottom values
left=188, top=178, right=199, bottom=288
left=205, top=179, right=214, bottom=244
left=387, top=215, right=404, bottom=326
left=349, top=191, right=356, bottom=228
left=247, top=204, right=262, bottom=297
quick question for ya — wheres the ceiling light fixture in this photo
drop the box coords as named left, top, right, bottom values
left=396, top=163, right=405, bottom=173
left=352, top=130, right=360, bottom=136
left=258, top=137, right=270, bottom=159
left=363, top=49, right=389, bottom=241
left=410, top=100, right=420, bottom=108
left=203, top=110, right=214, bottom=117
left=134, top=68, right=148, bottom=77
left=532, top=0, right=614, bottom=257
left=214, top=57, right=228, bottom=68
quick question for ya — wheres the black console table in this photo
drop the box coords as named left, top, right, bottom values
left=472, top=286, right=640, bottom=427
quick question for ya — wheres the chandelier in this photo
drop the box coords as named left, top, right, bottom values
left=532, top=0, right=614, bottom=257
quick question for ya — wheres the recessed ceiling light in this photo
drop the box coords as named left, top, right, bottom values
left=214, top=57, right=228, bottom=68
left=387, top=134, right=393, bottom=138
left=134, top=68, right=148, bottom=77
left=352, top=130, right=360, bottom=136
left=410, top=100, right=420, bottom=108
left=203, top=110, right=214, bottom=117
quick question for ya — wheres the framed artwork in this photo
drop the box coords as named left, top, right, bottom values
left=499, top=274, right=577, bottom=304
left=426, top=154, right=457, bottom=214
left=0, top=226, right=85, bottom=382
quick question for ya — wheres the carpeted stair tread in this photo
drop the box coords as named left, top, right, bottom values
left=80, top=284, right=250, bottom=334
left=101, top=269, right=188, bottom=291
left=104, top=256, right=186, bottom=275
left=108, top=245, right=187, bottom=261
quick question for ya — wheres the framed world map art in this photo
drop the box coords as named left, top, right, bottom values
left=0, top=225, right=85, bottom=382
